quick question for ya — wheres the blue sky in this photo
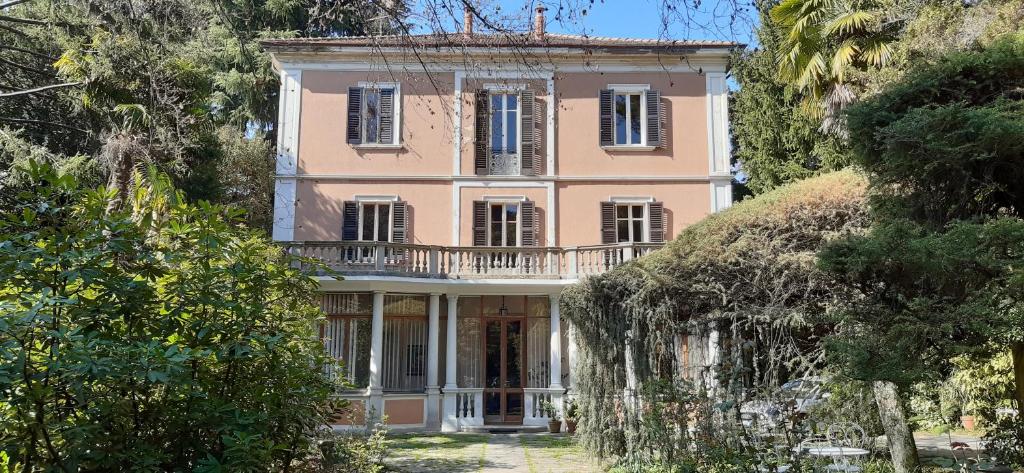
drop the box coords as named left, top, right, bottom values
left=411, top=0, right=758, bottom=46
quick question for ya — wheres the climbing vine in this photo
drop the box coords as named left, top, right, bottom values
left=561, top=170, right=870, bottom=469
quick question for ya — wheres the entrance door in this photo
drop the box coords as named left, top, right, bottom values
left=483, top=318, right=524, bottom=424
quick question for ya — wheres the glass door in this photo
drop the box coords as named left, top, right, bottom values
left=483, top=318, right=525, bottom=424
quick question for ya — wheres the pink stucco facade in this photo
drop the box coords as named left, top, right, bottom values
left=283, top=67, right=729, bottom=248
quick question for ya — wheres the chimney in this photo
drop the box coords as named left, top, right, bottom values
left=533, top=6, right=546, bottom=38
left=463, top=7, right=474, bottom=36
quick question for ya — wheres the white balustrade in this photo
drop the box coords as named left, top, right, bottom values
left=282, top=242, right=663, bottom=279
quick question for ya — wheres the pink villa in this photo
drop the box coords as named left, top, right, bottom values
left=262, top=8, right=736, bottom=432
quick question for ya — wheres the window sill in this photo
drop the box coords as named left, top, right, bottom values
left=352, top=143, right=404, bottom=150
left=602, top=145, right=657, bottom=152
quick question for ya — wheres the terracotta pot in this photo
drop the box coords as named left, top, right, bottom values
left=961, top=415, right=976, bottom=431
left=547, top=420, right=562, bottom=433
left=566, top=419, right=578, bottom=434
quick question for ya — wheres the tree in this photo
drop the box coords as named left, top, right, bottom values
left=820, top=33, right=1024, bottom=473
left=770, top=0, right=898, bottom=131
left=731, top=0, right=850, bottom=194
left=0, top=0, right=391, bottom=228
left=0, top=163, right=338, bottom=471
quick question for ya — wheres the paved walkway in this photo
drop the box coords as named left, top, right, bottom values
left=385, top=433, right=603, bottom=473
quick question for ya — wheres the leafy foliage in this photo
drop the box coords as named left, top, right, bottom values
left=821, top=35, right=1024, bottom=393
left=0, top=163, right=337, bottom=471
left=561, top=170, right=870, bottom=466
left=731, top=0, right=851, bottom=194
left=0, top=0, right=392, bottom=231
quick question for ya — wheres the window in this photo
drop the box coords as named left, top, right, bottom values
left=346, top=84, right=399, bottom=146
left=382, top=294, right=428, bottom=392
left=362, top=88, right=382, bottom=143
left=488, top=202, right=519, bottom=247
left=599, top=86, right=662, bottom=149
left=490, top=94, right=519, bottom=156
left=614, top=93, right=643, bottom=146
left=320, top=293, right=373, bottom=390
left=359, top=202, right=392, bottom=242
left=615, top=204, right=646, bottom=243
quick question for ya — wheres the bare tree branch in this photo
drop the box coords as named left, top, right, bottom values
left=0, top=0, right=34, bottom=9
left=0, top=56, right=51, bottom=76
left=0, top=44, right=55, bottom=60
left=0, top=81, right=82, bottom=98
left=0, top=116, right=89, bottom=134
left=0, top=14, right=45, bottom=25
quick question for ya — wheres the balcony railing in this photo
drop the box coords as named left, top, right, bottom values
left=282, top=241, right=663, bottom=279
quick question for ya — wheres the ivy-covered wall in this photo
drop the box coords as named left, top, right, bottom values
left=560, top=170, right=870, bottom=467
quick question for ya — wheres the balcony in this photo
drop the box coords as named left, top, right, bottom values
left=282, top=241, right=663, bottom=279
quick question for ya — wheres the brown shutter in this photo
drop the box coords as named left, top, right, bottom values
left=391, top=201, right=408, bottom=243
left=379, top=88, right=395, bottom=144
left=520, top=89, right=536, bottom=176
left=599, top=89, right=614, bottom=147
left=646, top=90, right=662, bottom=147
left=600, top=201, right=616, bottom=244
left=648, top=202, right=665, bottom=243
left=520, top=201, right=537, bottom=246
left=342, top=201, right=359, bottom=241
left=472, top=200, right=487, bottom=246
left=347, top=87, right=362, bottom=144
left=474, top=90, right=490, bottom=175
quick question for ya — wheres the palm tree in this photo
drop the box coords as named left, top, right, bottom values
left=770, top=0, right=897, bottom=132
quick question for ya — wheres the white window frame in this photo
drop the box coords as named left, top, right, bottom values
left=606, top=84, right=653, bottom=150
left=488, top=92, right=521, bottom=158
left=610, top=196, right=654, bottom=243
left=485, top=200, right=521, bottom=248
left=356, top=200, right=394, bottom=243
left=356, top=81, right=401, bottom=147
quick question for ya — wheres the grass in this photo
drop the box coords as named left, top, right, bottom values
left=384, top=433, right=489, bottom=472
left=518, top=434, right=599, bottom=473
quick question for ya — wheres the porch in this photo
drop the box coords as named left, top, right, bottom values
left=285, top=241, right=663, bottom=279
left=321, top=292, right=572, bottom=432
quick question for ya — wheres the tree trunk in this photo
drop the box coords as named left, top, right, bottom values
left=873, top=381, right=920, bottom=473
left=1012, top=342, right=1024, bottom=411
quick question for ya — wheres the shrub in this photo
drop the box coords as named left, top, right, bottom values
left=0, top=164, right=337, bottom=470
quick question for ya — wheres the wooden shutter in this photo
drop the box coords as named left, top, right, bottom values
left=646, top=90, right=662, bottom=147
left=519, top=89, right=536, bottom=176
left=342, top=201, right=359, bottom=241
left=599, top=89, right=614, bottom=147
left=391, top=201, right=408, bottom=243
left=648, top=202, right=665, bottom=243
left=347, top=87, right=362, bottom=144
left=520, top=201, right=537, bottom=246
left=472, top=201, right=487, bottom=246
left=600, top=201, right=616, bottom=244
left=474, top=90, right=490, bottom=175
left=379, top=88, right=395, bottom=144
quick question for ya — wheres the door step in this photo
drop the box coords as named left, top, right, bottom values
left=459, top=425, right=547, bottom=434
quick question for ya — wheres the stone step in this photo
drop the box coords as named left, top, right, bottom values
left=460, top=425, right=548, bottom=434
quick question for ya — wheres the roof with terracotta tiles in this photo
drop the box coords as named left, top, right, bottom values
left=260, top=32, right=740, bottom=51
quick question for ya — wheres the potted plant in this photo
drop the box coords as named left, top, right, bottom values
left=564, top=399, right=579, bottom=434
left=540, top=400, right=562, bottom=433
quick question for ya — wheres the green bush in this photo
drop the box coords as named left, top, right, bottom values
left=0, top=164, right=338, bottom=470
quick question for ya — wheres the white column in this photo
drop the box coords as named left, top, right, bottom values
left=368, top=291, right=385, bottom=421
left=549, top=293, right=563, bottom=389
left=426, top=293, right=441, bottom=429
left=442, top=294, right=459, bottom=432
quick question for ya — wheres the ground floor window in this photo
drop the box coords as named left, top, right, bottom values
left=322, top=316, right=372, bottom=389
left=382, top=295, right=428, bottom=392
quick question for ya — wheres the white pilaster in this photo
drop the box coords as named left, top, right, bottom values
left=549, top=293, right=563, bottom=390
left=368, top=291, right=385, bottom=420
left=426, top=293, right=441, bottom=429
left=272, top=68, right=301, bottom=242
left=705, top=72, right=730, bottom=176
left=442, top=294, right=459, bottom=432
